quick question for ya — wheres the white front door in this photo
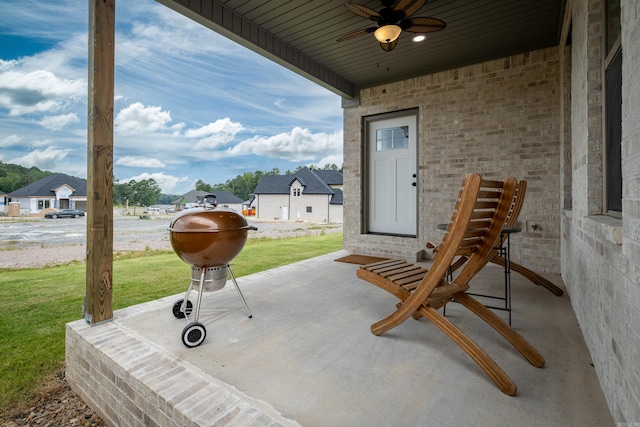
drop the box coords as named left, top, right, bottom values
left=367, top=114, right=418, bottom=236
left=281, top=206, right=289, bottom=220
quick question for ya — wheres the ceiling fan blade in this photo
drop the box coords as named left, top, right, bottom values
left=345, top=3, right=382, bottom=20
left=393, top=0, right=427, bottom=18
left=337, top=27, right=376, bottom=42
left=403, top=16, right=446, bottom=33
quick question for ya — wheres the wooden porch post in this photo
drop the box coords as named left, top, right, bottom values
left=85, top=0, right=115, bottom=324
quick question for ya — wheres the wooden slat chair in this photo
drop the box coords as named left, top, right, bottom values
left=356, top=173, right=545, bottom=395
left=438, top=180, right=564, bottom=296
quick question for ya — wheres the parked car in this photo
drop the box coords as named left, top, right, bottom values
left=44, top=209, right=85, bottom=219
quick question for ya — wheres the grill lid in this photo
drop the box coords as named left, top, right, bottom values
left=168, top=195, right=252, bottom=233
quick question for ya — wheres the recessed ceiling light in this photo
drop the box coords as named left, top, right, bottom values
left=412, top=35, right=426, bottom=42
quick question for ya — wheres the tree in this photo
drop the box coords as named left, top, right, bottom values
left=195, top=179, right=215, bottom=192
left=133, top=179, right=162, bottom=207
left=113, top=179, right=133, bottom=206
left=0, top=161, right=51, bottom=193
left=205, top=167, right=282, bottom=201
left=113, top=178, right=161, bottom=210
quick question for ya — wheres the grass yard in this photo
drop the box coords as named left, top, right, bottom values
left=0, top=233, right=343, bottom=414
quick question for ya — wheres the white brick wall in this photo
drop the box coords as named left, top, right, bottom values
left=560, top=0, right=640, bottom=423
left=344, top=47, right=562, bottom=270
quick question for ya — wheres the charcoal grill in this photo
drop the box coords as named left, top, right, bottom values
left=168, top=194, right=255, bottom=347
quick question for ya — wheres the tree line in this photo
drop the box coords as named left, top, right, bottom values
left=0, top=162, right=52, bottom=193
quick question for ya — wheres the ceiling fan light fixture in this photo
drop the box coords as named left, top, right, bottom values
left=412, top=35, right=426, bottom=42
left=374, top=25, right=402, bottom=43
left=380, top=38, right=399, bottom=52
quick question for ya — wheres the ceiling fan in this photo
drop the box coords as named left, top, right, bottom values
left=337, top=0, right=446, bottom=52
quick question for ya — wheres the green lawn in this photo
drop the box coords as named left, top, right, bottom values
left=0, top=233, right=342, bottom=413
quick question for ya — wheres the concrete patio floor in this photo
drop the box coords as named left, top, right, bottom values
left=66, top=250, right=614, bottom=426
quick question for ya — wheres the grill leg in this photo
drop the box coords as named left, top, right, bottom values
left=180, top=275, right=197, bottom=319
left=193, top=267, right=206, bottom=322
left=227, top=265, right=252, bottom=318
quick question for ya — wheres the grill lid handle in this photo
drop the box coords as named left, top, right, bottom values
left=203, top=194, right=218, bottom=210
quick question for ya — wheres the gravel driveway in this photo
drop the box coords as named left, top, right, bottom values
left=0, top=213, right=342, bottom=269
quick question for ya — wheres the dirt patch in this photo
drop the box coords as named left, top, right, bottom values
left=0, top=366, right=105, bottom=427
left=0, top=218, right=342, bottom=269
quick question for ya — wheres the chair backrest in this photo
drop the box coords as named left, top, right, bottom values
left=449, top=176, right=517, bottom=288
left=405, top=174, right=517, bottom=311
left=504, top=180, right=527, bottom=227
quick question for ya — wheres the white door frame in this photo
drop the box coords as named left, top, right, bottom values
left=364, top=109, right=418, bottom=237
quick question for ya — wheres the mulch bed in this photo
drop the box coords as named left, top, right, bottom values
left=0, top=366, right=105, bottom=427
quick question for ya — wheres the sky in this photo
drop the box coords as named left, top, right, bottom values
left=0, top=0, right=344, bottom=195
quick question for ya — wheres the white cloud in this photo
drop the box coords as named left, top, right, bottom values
left=0, top=59, right=17, bottom=71
left=314, top=153, right=344, bottom=169
left=119, top=172, right=190, bottom=193
left=186, top=118, right=244, bottom=150
left=39, top=113, right=79, bottom=130
left=30, top=138, right=55, bottom=148
left=185, top=118, right=244, bottom=138
left=227, top=127, right=343, bottom=162
left=114, top=102, right=172, bottom=135
left=0, top=135, right=22, bottom=147
left=117, top=156, right=166, bottom=168
left=8, top=146, right=71, bottom=170
left=0, top=68, right=85, bottom=116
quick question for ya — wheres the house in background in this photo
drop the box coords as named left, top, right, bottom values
left=0, top=188, right=6, bottom=214
left=173, top=189, right=243, bottom=213
left=7, top=173, right=87, bottom=216
left=253, top=167, right=343, bottom=223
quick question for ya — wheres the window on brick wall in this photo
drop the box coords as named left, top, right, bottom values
left=604, top=0, right=622, bottom=215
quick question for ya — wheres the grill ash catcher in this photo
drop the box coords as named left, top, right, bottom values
left=168, top=194, right=256, bottom=347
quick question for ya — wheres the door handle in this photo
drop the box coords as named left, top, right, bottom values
left=412, top=182, right=417, bottom=187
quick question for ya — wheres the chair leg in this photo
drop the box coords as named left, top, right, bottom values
left=418, top=305, right=518, bottom=396
left=455, top=293, right=545, bottom=368
left=490, top=255, right=564, bottom=296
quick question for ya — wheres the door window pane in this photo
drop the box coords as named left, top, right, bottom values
left=376, top=126, right=409, bottom=151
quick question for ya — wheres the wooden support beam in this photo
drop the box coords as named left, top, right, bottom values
left=85, top=0, right=115, bottom=324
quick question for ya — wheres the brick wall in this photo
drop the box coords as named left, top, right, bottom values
left=344, top=47, right=562, bottom=272
left=66, top=301, right=296, bottom=426
left=559, top=0, right=640, bottom=423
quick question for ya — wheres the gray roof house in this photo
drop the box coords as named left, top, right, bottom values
left=173, top=189, right=244, bottom=213
left=253, top=168, right=343, bottom=223
left=0, top=188, right=6, bottom=214
left=7, top=173, right=87, bottom=215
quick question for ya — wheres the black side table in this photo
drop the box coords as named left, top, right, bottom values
left=436, top=223, right=521, bottom=325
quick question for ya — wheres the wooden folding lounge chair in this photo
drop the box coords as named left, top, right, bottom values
left=357, top=173, right=544, bottom=395
left=438, top=180, right=564, bottom=296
